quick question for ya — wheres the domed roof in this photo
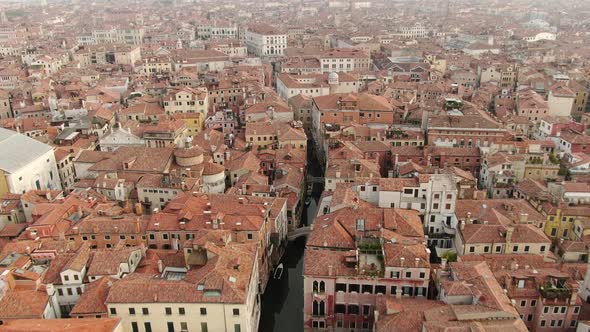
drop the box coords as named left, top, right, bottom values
left=202, top=162, right=225, bottom=176
left=174, top=146, right=204, bottom=159
left=328, top=72, right=339, bottom=82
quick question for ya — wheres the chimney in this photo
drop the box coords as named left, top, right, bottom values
left=400, top=257, right=405, bottom=267
left=506, top=226, right=514, bottom=244
left=157, top=260, right=163, bottom=273
left=135, top=203, right=143, bottom=216
left=518, top=213, right=528, bottom=224
left=328, top=265, right=333, bottom=276
left=134, top=218, right=141, bottom=234
left=414, top=257, right=420, bottom=267
left=460, top=220, right=465, bottom=230
left=180, top=221, right=186, bottom=230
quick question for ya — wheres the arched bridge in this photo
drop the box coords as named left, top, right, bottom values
left=287, top=226, right=312, bottom=241
left=306, top=176, right=324, bottom=184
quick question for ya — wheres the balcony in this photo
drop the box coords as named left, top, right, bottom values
left=442, top=224, right=456, bottom=235
left=539, top=284, right=571, bottom=300
left=357, top=243, right=384, bottom=278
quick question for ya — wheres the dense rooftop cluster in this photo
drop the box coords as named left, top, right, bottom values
left=0, top=0, right=589, bottom=331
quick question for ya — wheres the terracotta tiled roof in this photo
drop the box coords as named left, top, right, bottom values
left=70, top=277, right=115, bottom=316
left=0, top=318, right=122, bottom=331
left=0, top=290, right=49, bottom=319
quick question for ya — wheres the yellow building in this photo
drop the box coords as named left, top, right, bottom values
left=0, top=169, right=8, bottom=196
left=523, top=163, right=559, bottom=181
left=172, top=112, right=204, bottom=136
left=425, top=54, right=447, bottom=74
left=542, top=205, right=590, bottom=239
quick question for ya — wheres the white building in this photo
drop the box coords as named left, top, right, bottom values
left=275, top=72, right=360, bottom=100
left=353, top=174, right=458, bottom=249
left=548, top=84, right=575, bottom=117
left=0, top=128, right=62, bottom=194
left=106, top=244, right=261, bottom=332
left=99, top=127, right=145, bottom=152
left=245, top=24, right=287, bottom=57
left=399, top=23, right=427, bottom=39
left=523, top=32, right=556, bottom=42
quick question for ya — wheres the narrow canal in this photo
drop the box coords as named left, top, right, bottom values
left=259, top=137, right=323, bottom=331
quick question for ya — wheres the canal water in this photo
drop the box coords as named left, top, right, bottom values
left=259, top=137, right=322, bottom=331
left=259, top=199, right=317, bottom=332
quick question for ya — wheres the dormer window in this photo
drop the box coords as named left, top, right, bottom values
left=356, top=219, right=365, bottom=231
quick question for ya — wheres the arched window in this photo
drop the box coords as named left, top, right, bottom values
left=312, top=281, right=319, bottom=293
left=319, top=281, right=325, bottom=293
left=319, top=300, right=325, bottom=316
left=312, top=300, right=319, bottom=316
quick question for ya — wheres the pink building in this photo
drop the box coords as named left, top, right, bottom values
left=302, top=207, right=430, bottom=331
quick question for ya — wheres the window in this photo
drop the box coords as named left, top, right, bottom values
left=390, top=271, right=400, bottom=278
left=200, top=307, right=207, bottom=315
left=531, top=300, right=537, bottom=307
left=247, top=233, right=253, bottom=240
left=524, top=245, right=530, bottom=252
left=363, top=305, right=371, bottom=315
left=165, top=307, right=172, bottom=315
left=553, top=307, right=559, bottom=314
left=58, top=288, right=63, bottom=296
left=142, top=308, right=149, bottom=315
left=571, top=320, right=577, bottom=327
left=201, top=323, right=208, bottom=332
left=167, top=322, right=175, bottom=332
left=469, top=246, right=475, bottom=253
left=335, top=304, right=346, bottom=314
left=336, top=283, right=346, bottom=292
left=180, top=322, right=188, bottom=331
left=104, top=235, right=111, bottom=240
left=495, top=245, right=502, bottom=252
left=67, top=288, right=73, bottom=295
left=574, top=306, right=580, bottom=314
left=560, top=306, right=566, bottom=314
left=391, top=286, right=397, bottom=295
left=110, top=308, right=117, bottom=315
left=179, top=307, right=185, bottom=315
left=233, top=308, right=240, bottom=316
left=348, top=284, right=360, bottom=293
left=375, top=285, right=386, bottom=294
left=419, top=272, right=425, bottom=279
left=234, top=324, right=241, bottom=332
left=520, top=300, right=526, bottom=307
left=64, top=275, right=69, bottom=281
left=405, top=271, right=412, bottom=278
left=544, top=307, right=549, bottom=314
left=362, top=284, right=373, bottom=294
left=144, top=322, right=152, bottom=332
left=348, top=304, right=359, bottom=315
left=74, top=274, right=79, bottom=281
left=527, top=314, right=533, bottom=321
left=540, top=320, right=546, bottom=327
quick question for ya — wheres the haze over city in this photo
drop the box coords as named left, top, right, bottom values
left=0, top=0, right=589, bottom=331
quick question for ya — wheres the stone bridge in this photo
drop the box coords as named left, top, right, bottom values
left=306, top=176, right=324, bottom=184
left=287, top=226, right=312, bottom=241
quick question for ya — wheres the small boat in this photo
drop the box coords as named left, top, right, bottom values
left=274, top=263, right=284, bottom=279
